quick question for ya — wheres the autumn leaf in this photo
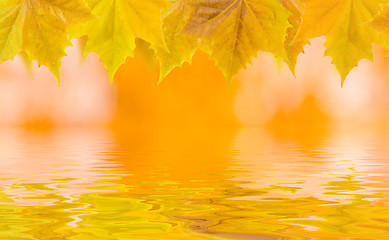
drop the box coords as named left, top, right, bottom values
left=0, top=0, right=23, bottom=66
left=182, top=0, right=291, bottom=82
left=156, top=0, right=198, bottom=83
left=281, top=0, right=308, bottom=75
left=0, top=0, right=92, bottom=82
left=293, top=0, right=389, bottom=85
left=70, top=0, right=169, bottom=81
left=371, top=3, right=389, bottom=35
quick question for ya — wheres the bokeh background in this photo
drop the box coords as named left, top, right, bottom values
left=1, top=37, right=389, bottom=136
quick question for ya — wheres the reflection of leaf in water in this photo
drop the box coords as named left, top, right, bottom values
left=72, top=193, right=179, bottom=239
left=0, top=195, right=83, bottom=240
left=324, top=175, right=364, bottom=194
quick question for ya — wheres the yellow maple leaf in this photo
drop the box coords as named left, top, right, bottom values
left=293, top=0, right=389, bottom=85
left=281, top=0, right=308, bottom=75
left=182, top=0, right=291, bottom=82
left=371, top=3, right=389, bottom=35
left=0, top=0, right=92, bottom=82
left=156, top=0, right=198, bottom=83
left=71, top=0, right=169, bottom=81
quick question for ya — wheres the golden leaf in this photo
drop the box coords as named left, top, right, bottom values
left=294, top=0, right=388, bottom=85
left=156, top=0, right=198, bottom=83
left=71, top=0, right=169, bottom=80
left=281, top=0, right=308, bottom=75
left=0, top=0, right=92, bottom=82
left=182, top=0, right=291, bottom=82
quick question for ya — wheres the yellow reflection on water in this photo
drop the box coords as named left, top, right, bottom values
left=1, top=126, right=389, bottom=239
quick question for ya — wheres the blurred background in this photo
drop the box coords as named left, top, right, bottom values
left=1, top=37, right=389, bottom=137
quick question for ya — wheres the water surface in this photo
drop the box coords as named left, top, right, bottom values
left=1, top=127, right=389, bottom=239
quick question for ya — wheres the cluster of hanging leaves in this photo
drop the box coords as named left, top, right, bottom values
left=2, top=0, right=389, bottom=85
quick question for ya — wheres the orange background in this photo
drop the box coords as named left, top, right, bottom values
left=1, top=37, right=389, bottom=137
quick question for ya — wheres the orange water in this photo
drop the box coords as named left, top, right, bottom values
left=1, top=126, right=389, bottom=240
